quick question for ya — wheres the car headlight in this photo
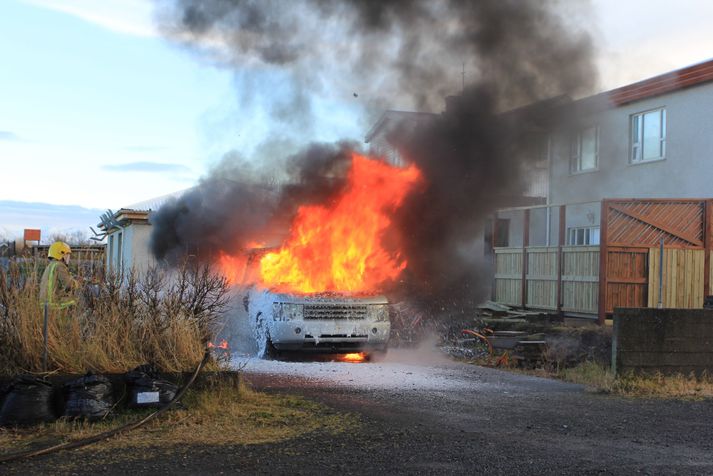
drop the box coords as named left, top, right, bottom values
left=274, top=303, right=303, bottom=321
left=368, top=305, right=389, bottom=322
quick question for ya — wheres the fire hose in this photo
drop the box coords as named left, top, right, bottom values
left=0, top=349, right=211, bottom=464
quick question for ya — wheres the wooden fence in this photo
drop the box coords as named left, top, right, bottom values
left=600, top=199, right=713, bottom=322
left=495, top=244, right=711, bottom=317
left=29, top=244, right=106, bottom=276
left=561, top=246, right=599, bottom=314
left=494, top=245, right=599, bottom=315
left=525, top=247, right=558, bottom=310
left=493, top=199, right=713, bottom=320
left=648, top=248, right=706, bottom=308
left=494, top=248, right=522, bottom=306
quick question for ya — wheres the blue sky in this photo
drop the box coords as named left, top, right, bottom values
left=0, top=0, right=233, bottom=210
left=1, top=0, right=713, bottom=238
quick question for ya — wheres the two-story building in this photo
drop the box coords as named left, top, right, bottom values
left=492, top=59, right=713, bottom=322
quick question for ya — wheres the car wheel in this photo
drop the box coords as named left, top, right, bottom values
left=264, top=331, right=280, bottom=359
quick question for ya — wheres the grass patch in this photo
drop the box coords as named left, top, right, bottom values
left=0, top=383, right=357, bottom=457
left=559, top=361, right=616, bottom=393
left=465, top=353, right=713, bottom=401
left=561, top=361, right=713, bottom=400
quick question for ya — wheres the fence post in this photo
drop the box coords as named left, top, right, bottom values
left=598, top=200, right=609, bottom=325
left=490, top=213, right=498, bottom=302
left=557, top=205, right=566, bottom=313
left=705, top=200, right=712, bottom=297
left=521, top=209, right=530, bottom=309
left=658, top=238, right=664, bottom=309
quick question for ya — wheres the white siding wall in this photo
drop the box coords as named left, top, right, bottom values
left=129, top=223, right=156, bottom=275
left=550, top=82, right=713, bottom=205
left=106, top=223, right=155, bottom=276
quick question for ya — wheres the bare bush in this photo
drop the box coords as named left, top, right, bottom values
left=0, top=258, right=230, bottom=375
left=47, top=230, right=92, bottom=245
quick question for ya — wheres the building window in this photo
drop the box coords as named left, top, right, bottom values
left=570, top=126, right=598, bottom=173
left=525, top=134, right=550, bottom=198
left=567, top=226, right=600, bottom=246
left=631, top=108, right=666, bottom=162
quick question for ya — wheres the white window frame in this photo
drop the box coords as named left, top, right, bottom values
left=566, top=226, right=600, bottom=246
left=631, top=108, right=666, bottom=163
left=570, top=126, right=599, bottom=174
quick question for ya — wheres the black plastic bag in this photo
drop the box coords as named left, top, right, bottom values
left=63, top=373, right=114, bottom=421
left=125, top=366, right=177, bottom=409
left=0, top=375, right=55, bottom=426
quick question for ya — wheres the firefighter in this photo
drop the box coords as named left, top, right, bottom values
left=39, top=241, right=78, bottom=311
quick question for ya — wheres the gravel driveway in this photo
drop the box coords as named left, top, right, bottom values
left=4, top=349, right=713, bottom=475
left=239, top=349, right=713, bottom=475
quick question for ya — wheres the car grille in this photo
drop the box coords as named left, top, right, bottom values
left=303, top=304, right=368, bottom=320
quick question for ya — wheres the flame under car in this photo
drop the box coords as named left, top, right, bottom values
left=249, top=289, right=390, bottom=359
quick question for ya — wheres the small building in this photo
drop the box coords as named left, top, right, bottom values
left=98, top=190, right=188, bottom=275
left=103, top=208, right=153, bottom=276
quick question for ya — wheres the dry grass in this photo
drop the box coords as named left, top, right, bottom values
left=471, top=351, right=713, bottom=400
left=0, top=383, right=356, bottom=456
left=561, top=361, right=713, bottom=400
left=0, top=259, right=230, bottom=375
left=559, top=361, right=617, bottom=393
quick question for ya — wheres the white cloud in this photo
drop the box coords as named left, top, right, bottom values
left=591, top=0, right=713, bottom=89
left=23, top=0, right=157, bottom=37
left=0, top=200, right=104, bottom=241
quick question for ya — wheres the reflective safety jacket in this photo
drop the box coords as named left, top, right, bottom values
left=39, top=260, right=77, bottom=310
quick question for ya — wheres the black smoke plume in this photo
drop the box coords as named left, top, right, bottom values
left=150, top=141, right=354, bottom=261
left=149, top=0, right=597, bottom=311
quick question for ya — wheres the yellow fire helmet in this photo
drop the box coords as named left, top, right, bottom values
left=48, top=241, right=72, bottom=261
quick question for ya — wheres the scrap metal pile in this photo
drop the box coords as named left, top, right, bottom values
left=438, top=302, right=561, bottom=368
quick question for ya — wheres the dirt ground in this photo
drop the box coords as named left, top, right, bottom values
left=3, top=350, right=713, bottom=475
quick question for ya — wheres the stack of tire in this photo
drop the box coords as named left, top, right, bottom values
left=0, top=366, right=178, bottom=427
left=0, top=376, right=56, bottom=426
left=125, top=365, right=178, bottom=409
left=63, top=374, right=114, bottom=421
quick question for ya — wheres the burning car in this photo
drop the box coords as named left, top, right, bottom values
left=248, top=288, right=390, bottom=359
left=218, top=154, right=421, bottom=360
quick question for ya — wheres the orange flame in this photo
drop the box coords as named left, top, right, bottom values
left=258, top=153, right=421, bottom=294
left=208, top=339, right=229, bottom=350
left=339, top=352, right=367, bottom=363
left=219, top=253, right=248, bottom=286
left=218, top=241, right=268, bottom=286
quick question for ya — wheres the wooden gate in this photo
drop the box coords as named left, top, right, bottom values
left=604, top=247, right=648, bottom=313
left=599, top=199, right=713, bottom=323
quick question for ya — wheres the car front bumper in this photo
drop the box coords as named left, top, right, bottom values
left=269, top=320, right=390, bottom=352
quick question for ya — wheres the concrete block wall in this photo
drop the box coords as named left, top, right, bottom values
left=613, top=308, right=713, bottom=376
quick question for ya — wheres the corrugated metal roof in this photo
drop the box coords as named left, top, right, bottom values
left=124, top=187, right=193, bottom=212
left=600, top=58, right=713, bottom=106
